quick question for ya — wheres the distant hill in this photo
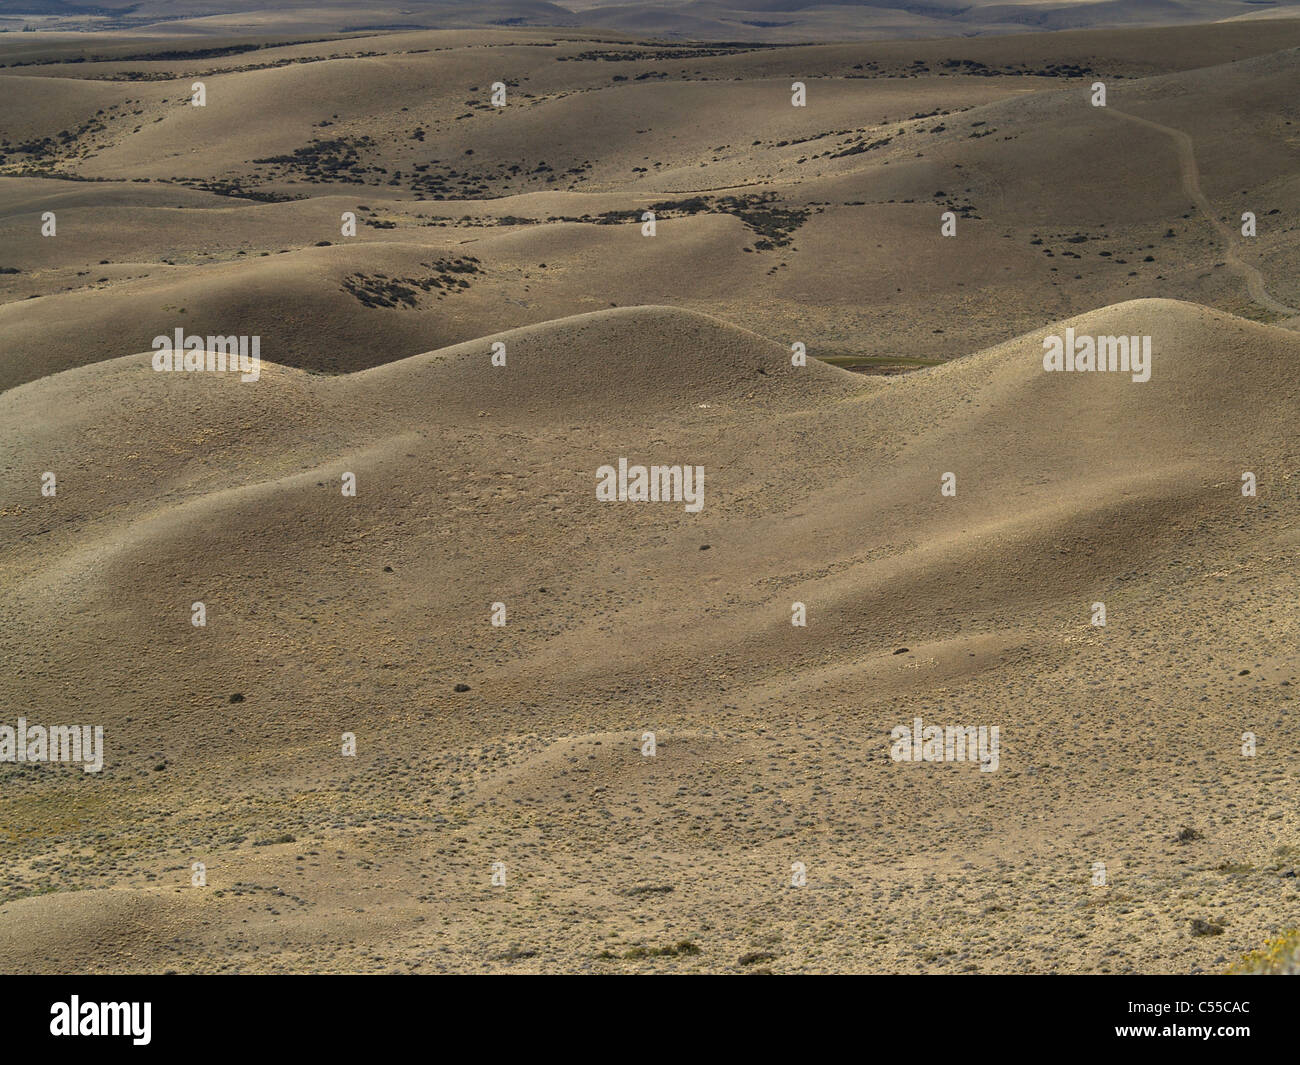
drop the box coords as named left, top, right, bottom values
left=1, top=0, right=1294, bottom=41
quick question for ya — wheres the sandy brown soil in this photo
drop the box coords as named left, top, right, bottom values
left=0, top=18, right=1296, bottom=974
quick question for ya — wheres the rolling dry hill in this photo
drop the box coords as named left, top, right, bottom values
left=4, top=0, right=1298, bottom=40
left=0, top=15, right=1297, bottom=973
left=0, top=298, right=1296, bottom=972
left=3, top=21, right=1299, bottom=391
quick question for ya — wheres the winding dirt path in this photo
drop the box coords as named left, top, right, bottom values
left=1107, top=107, right=1299, bottom=320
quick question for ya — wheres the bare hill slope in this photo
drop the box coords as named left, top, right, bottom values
left=0, top=297, right=1295, bottom=972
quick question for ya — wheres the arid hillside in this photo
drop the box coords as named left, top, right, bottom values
left=0, top=17, right=1296, bottom=973
left=2, top=22, right=1299, bottom=391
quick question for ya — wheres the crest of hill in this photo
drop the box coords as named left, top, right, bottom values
left=7, top=298, right=1296, bottom=454
left=0, top=304, right=861, bottom=527
left=349, top=304, right=864, bottom=416
left=5, top=299, right=1295, bottom=548
left=0, top=216, right=766, bottom=390
left=898, top=298, right=1300, bottom=467
left=2, top=298, right=1295, bottom=626
left=0, top=304, right=860, bottom=561
left=936, top=297, right=1298, bottom=393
